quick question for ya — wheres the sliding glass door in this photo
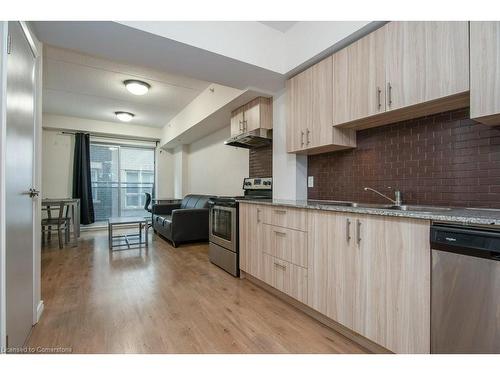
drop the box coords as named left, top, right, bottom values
left=90, top=143, right=155, bottom=223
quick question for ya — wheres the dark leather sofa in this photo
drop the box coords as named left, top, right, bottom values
left=152, top=194, right=213, bottom=247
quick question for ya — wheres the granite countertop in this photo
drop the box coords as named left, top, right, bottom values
left=237, top=198, right=500, bottom=226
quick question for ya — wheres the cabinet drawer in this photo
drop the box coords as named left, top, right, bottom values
left=262, top=253, right=308, bottom=304
left=262, top=224, right=307, bottom=268
left=262, top=206, right=308, bottom=231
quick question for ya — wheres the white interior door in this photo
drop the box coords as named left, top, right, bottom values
left=5, top=21, right=36, bottom=348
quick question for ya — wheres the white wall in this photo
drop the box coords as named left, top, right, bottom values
left=43, top=113, right=162, bottom=140
left=156, top=147, right=174, bottom=199
left=186, top=126, right=248, bottom=197
left=42, top=130, right=74, bottom=198
left=272, top=90, right=307, bottom=201
left=172, top=145, right=188, bottom=199
left=283, top=21, right=372, bottom=73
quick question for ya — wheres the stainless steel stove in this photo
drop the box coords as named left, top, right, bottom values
left=208, top=177, right=272, bottom=276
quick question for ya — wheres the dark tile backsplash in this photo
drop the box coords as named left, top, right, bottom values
left=249, top=144, right=272, bottom=178
left=308, top=108, right=500, bottom=208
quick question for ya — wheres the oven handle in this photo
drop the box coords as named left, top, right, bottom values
left=211, top=205, right=237, bottom=213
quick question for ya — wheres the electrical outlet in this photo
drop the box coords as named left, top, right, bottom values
left=308, top=176, right=314, bottom=188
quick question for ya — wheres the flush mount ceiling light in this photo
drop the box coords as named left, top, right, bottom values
left=115, top=111, right=135, bottom=122
left=124, top=79, right=151, bottom=95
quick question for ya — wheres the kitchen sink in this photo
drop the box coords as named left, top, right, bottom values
left=308, top=200, right=454, bottom=213
left=356, top=203, right=453, bottom=213
left=307, top=200, right=359, bottom=207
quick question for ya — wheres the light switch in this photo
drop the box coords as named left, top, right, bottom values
left=308, top=176, right=314, bottom=188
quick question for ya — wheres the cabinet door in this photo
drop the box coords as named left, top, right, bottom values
left=239, top=204, right=263, bottom=279
left=308, top=211, right=354, bottom=321
left=333, top=27, right=386, bottom=126
left=244, top=97, right=272, bottom=132
left=286, top=72, right=308, bottom=152
left=470, top=22, right=500, bottom=125
left=308, top=56, right=334, bottom=149
left=385, top=21, right=469, bottom=111
left=356, top=215, right=431, bottom=354
left=230, top=109, right=244, bottom=136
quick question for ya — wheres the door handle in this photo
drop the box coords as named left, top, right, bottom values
left=301, top=131, right=305, bottom=147
left=243, top=120, right=247, bottom=132
left=387, top=82, right=392, bottom=108
left=257, top=208, right=261, bottom=223
left=274, top=230, right=286, bottom=237
left=346, top=218, right=351, bottom=243
left=377, top=87, right=382, bottom=110
left=239, top=120, right=243, bottom=132
left=274, top=209, right=286, bottom=214
left=356, top=219, right=362, bottom=245
left=306, top=129, right=311, bottom=145
left=22, top=188, right=40, bottom=198
left=274, top=262, right=286, bottom=270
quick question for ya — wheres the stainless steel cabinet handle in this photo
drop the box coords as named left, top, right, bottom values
left=257, top=208, right=261, bottom=223
left=306, top=129, right=311, bottom=145
left=377, top=87, right=382, bottom=110
left=239, top=120, right=243, bottom=132
left=387, top=82, right=392, bottom=108
left=356, top=219, right=362, bottom=245
left=301, top=131, right=305, bottom=147
left=243, top=120, right=247, bottom=132
left=346, top=218, right=351, bottom=243
left=274, top=262, right=286, bottom=270
left=274, top=209, right=286, bottom=214
left=274, top=230, right=286, bottom=237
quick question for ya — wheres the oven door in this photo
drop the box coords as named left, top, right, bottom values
left=209, top=205, right=237, bottom=252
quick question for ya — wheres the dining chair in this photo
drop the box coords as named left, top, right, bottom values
left=144, top=192, right=153, bottom=230
left=42, top=202, right=71, bottom=249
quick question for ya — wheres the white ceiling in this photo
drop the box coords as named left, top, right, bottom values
left=42, top=45, right=211, bottom=128
left=259, top=21, right=298, bottom=33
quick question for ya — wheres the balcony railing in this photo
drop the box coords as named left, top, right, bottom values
left=91, top=181, right=154, bottom=222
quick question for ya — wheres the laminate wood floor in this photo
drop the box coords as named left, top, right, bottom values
left=27, top=230, right=368, bottom=353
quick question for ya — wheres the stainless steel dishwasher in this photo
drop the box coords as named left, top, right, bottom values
left=431, top=223, right=500, bottom=353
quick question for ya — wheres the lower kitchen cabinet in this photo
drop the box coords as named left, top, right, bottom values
left=261, top=224, right=308, bottom=268
left=261, top=253, right=308, bottom=304
left=239, top=203, right=264, bottom=279
left=240, top=203, right=431, bottom=353
left=308, top=210, right=431, bottom=354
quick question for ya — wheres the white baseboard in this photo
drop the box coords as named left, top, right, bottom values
left=36, top=300, right=44, bottom=323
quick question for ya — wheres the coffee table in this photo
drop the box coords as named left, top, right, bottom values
left=108, top=216, right=148, bottom=250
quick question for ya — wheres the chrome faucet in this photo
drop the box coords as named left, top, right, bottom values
left=364, top=187, right=403, bottom=207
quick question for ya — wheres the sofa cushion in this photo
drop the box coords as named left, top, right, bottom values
left=154, top=214, right=171, bottom=226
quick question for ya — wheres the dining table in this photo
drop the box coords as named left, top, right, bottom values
left=41, top=198, right=81, bottom=238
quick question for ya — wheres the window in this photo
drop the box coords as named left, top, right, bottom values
left=90, top=143, right=155, bottom=223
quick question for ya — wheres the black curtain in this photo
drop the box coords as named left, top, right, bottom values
left=72, top=133, right=95, bottom=225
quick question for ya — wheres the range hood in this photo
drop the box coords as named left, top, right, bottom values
left=224, top=128, right=272, bottom=149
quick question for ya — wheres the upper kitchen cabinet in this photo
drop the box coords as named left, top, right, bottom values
left=333, top=26, right=386, bottom=126
left=334, top=21, right=470, bottom=130
left=385, top=21, right=469, bottom=112
left=470, top=22, right=500, bottom=126
left=287, top=56, right=356, bottom=154
left=230, top=97, right=272, bottom=137
left=230, top=107, right=245, bottom=136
